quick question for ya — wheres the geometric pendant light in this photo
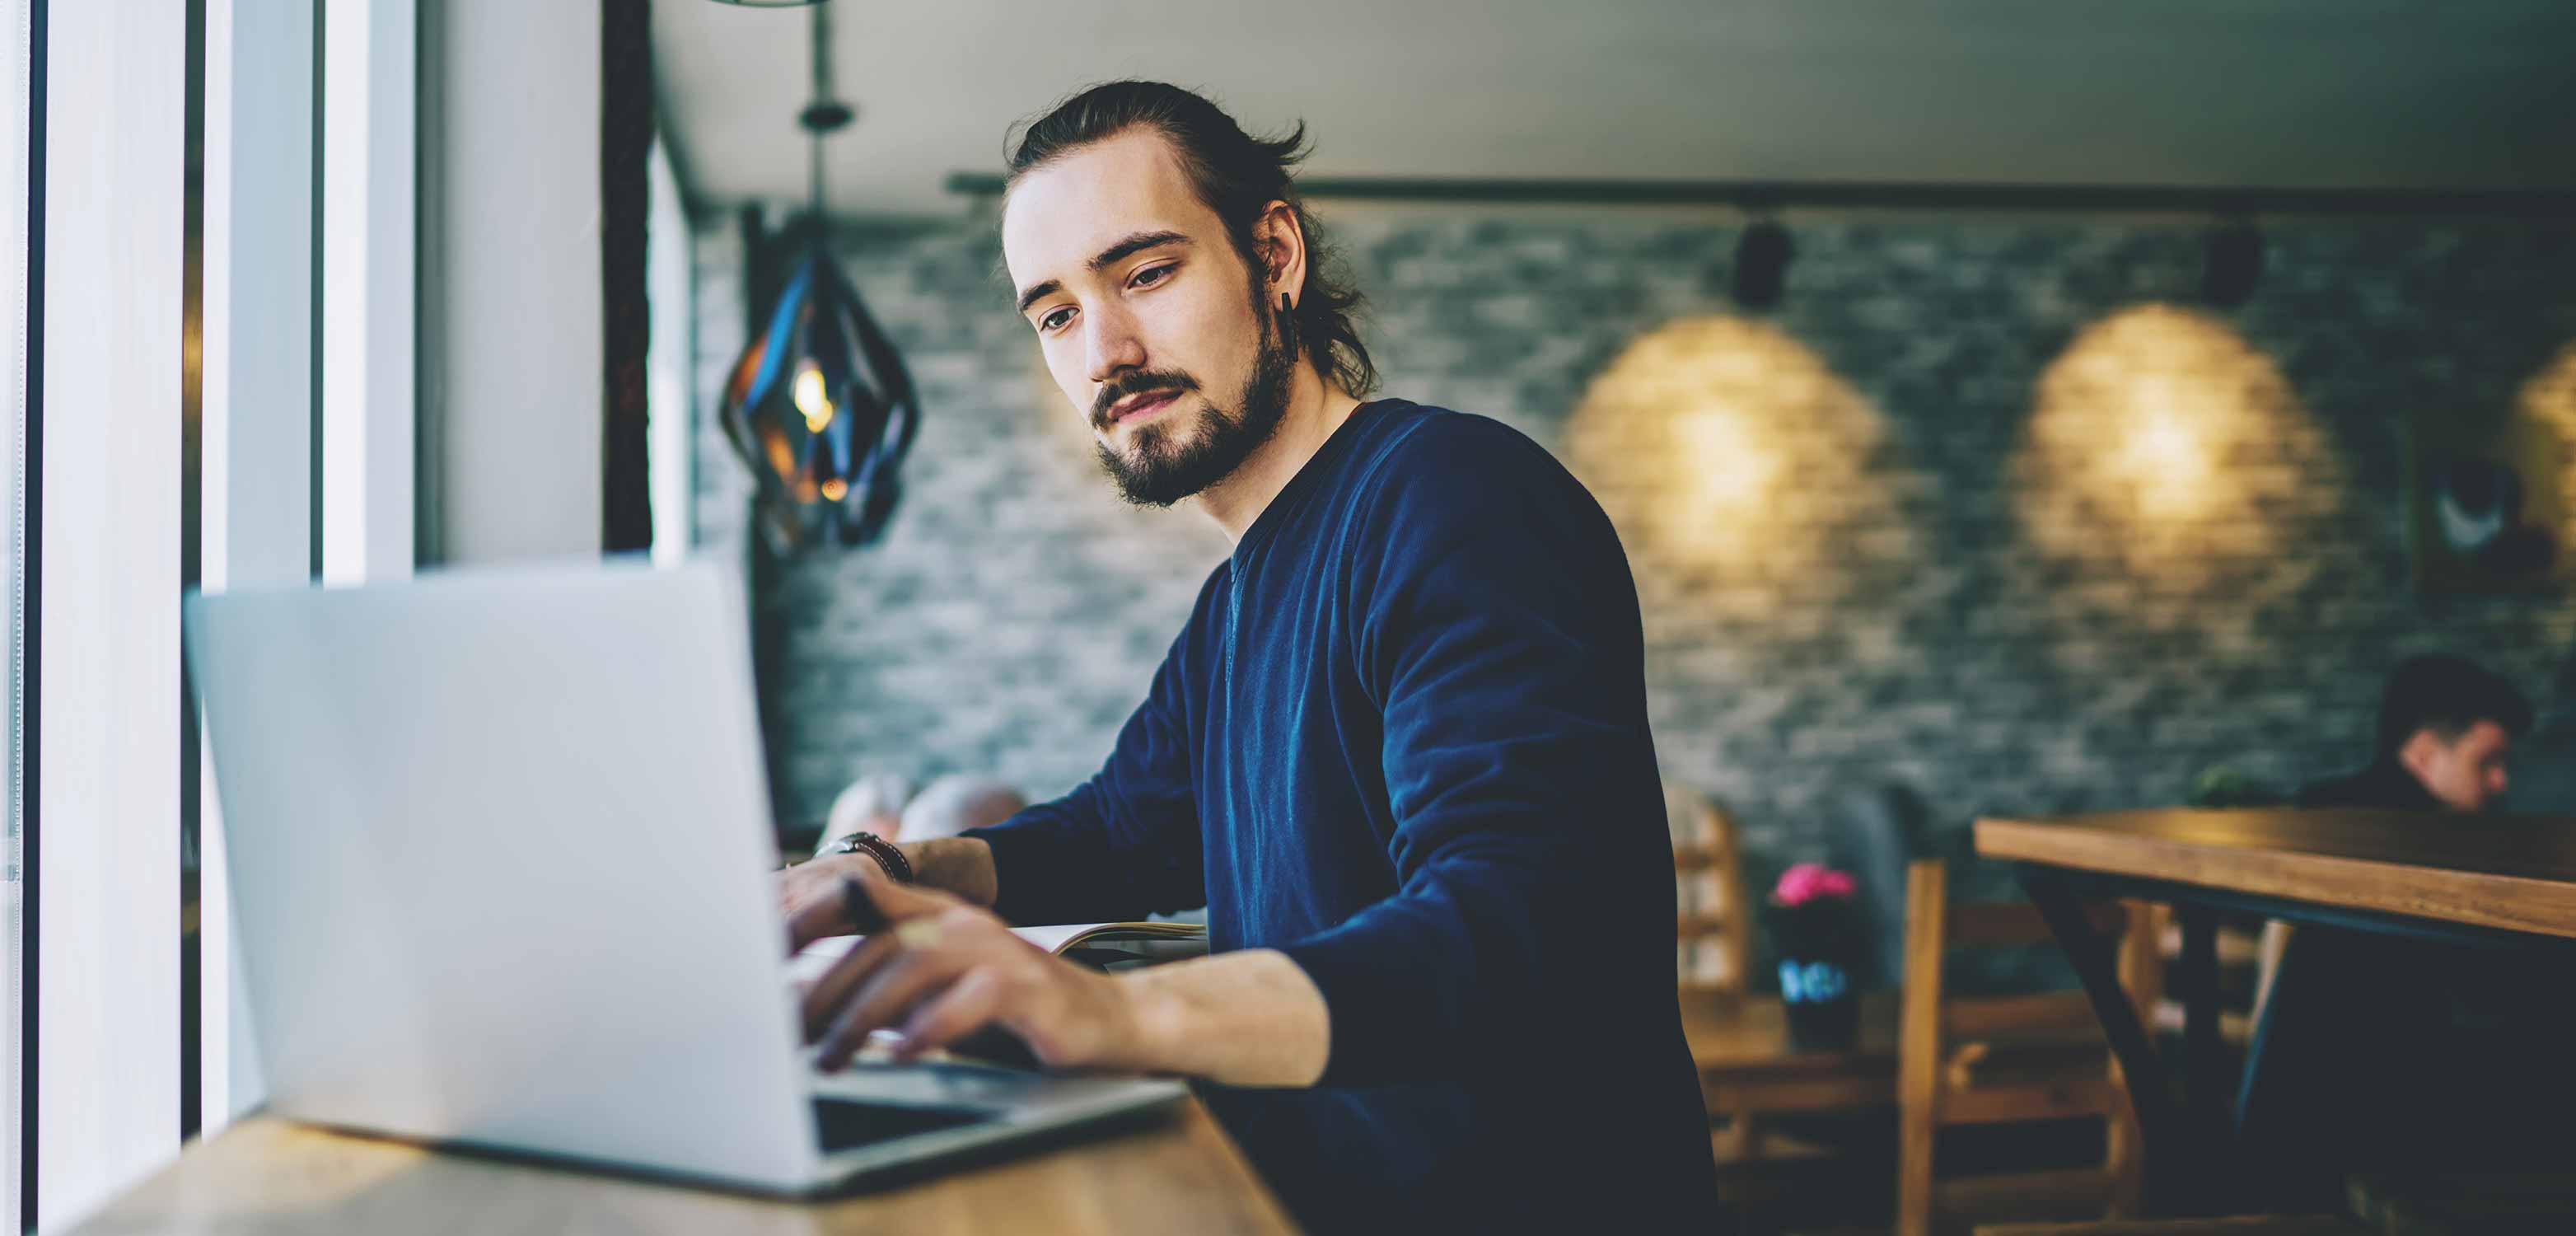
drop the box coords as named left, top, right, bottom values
left=717, top=1, right=919, bottom=550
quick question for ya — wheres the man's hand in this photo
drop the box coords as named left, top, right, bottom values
left=800, top=864, right=1143, bottom=1072
left=778, top=852, right=888, bottom=949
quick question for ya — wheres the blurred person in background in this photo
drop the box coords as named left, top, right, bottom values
left=897, top=774, right=1028, bottom=843
left=811, top=770, right=914, bottom=858
left=808, top=772, right=1027, bottom=861
left=2251, top=653, right=2567, bottom=1201
left=2296, top=653, right=2529, bottom=813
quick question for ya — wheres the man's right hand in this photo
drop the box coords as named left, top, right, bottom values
left=781, top=836, right=1002, bottom=951
left=780, top=852, right=887, bottom=949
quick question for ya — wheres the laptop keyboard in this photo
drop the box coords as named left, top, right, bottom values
left=811, top=1098, right=992, bottom=1153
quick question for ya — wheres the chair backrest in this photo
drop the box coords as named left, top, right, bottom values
left=1901, top=858, right=2157, bottom=1083
left=1667, top=780, right=1752, bottom=994
left=1896, top=858, right=2157, bottom=1236
left=2148, top=917, right=2283, bottom=1047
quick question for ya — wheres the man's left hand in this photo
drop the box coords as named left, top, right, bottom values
left=800, top=864, right=1143, bottom=1072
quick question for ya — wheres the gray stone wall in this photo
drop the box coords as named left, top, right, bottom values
left=693, top=208, right=2576, bottom=901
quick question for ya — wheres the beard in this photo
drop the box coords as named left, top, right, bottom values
left=1090, top=293, right=1297, bottom=508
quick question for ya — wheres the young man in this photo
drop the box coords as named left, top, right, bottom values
left=2249, top=653, right=2559, bottom=1198
left=2295, top=653, right=2530, bottom=812
left=778, top=82, right=1717, bottom=1229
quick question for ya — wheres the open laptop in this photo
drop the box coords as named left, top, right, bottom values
left=184, top=560, right=1185, bottom=1195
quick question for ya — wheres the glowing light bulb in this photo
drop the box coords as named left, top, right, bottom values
left=792, top=363, right=834, bottom=433
left=820, top=478, right=849, bottom=502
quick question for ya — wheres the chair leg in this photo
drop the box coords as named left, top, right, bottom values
left=2106, top=1085, right=2147, bottom=1215
left=2107, top=901, right=2158, bottom=1216
left=1897, top=859, right=1946, bottom=1236
left=1712, top=1114, right=1754, bottom=1162
left=1896, top=1102, right=1934, bottom=1236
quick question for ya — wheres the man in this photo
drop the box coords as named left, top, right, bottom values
left=2249, top=653, right=2559, bottom=1198
left=776, top=82, right=1717, bottom=1230
left=2295, top=653, right=2529, bottom=812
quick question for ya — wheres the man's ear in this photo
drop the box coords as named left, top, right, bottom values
left=2396, top=728, right=2445, bottom=779
left=1250, top=200, right=1307, bottom=303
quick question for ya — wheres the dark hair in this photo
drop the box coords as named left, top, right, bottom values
left=1004, top=80, right=1378, bottom=398
left=2377, top=653, right=2533, bottom=757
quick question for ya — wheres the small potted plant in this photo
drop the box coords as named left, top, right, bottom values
left=1769, top=862, right=1862, bottom=1051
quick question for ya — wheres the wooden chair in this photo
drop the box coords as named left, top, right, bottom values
left=1667, top=780, right=1751, bottom=995
left=1898, top=859, right=2156, bottom=1236
left=2148, top=918, right=2289, bottom=1047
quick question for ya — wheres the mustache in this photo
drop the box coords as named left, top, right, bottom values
left=1091, top=370, right=1201, bottom=429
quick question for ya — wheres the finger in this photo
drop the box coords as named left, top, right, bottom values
left=889, top=968, right=1007, bottom=1061
left=816, top=946, right=973, bottom=1070
left=783, top=884, right=850, bottom=953
left=802, top=930, right=905, bottom=1041
left=815, top=912, right=1017, bottom=1067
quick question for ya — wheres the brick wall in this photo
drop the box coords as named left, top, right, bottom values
left=694, top=209, right=2576, bottom=902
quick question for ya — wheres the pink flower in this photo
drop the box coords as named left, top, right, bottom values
left=1772, top=863, right=1858, bottom=907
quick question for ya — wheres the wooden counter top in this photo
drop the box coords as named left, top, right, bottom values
left=61, top=1099, right=1297, bottom=1235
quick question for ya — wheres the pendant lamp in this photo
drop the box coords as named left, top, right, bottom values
left=718, top=1, right=919, bottom=551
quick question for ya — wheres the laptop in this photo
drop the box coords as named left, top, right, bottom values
left=184, top=559, right=1185, bottom=1195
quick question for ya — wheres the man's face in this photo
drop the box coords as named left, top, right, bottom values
left=2405, top=719, right=2514, bottom=812
left=1002, top=129, right=1293, bottom=507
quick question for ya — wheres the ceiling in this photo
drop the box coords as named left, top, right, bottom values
left=652, top=0, right=2576, bottom=218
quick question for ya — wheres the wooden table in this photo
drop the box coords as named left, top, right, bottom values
left=1681, top=990, right=1899, bottom=1170
left=1975, top=808, right=2576, bottom=1215
left=61, top=1099, right=1297, bottom=1235
left=1681, top=990, right=1899, bottom=1123
left=1978, top=809, right=2576, bottom=941
left=1682, top=991, right=1899, bottom=1227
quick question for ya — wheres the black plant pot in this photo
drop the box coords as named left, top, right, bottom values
left=1778, top=955, right=1860, bottom=1051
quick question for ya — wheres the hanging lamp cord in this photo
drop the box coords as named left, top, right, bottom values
left=797, top=1, right=854, bottom=245
left=807, top=1, right=828, bottom=222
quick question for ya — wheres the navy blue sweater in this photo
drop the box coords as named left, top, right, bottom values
left=965, top=400, right=1718, bottom=1231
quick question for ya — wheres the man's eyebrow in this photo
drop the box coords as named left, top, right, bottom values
left=1087, top=229, right=1190, bottom=274
left=1013, top=231, right=1193, bottom=315
left=1015, top=278, right=1062, bottom=315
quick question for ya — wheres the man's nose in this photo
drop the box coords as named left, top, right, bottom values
left=1084, top=303, right=1146, bottom=385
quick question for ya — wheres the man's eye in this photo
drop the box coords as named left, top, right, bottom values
left=1038, top=307, right=1073, bottom=332
left=1130, top=263, right=1175, bottom=289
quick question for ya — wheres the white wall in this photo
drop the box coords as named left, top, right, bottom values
left=423, top=0, right=603, bottom=563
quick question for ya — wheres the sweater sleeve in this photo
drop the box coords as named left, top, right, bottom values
left=1276, top=420, right=1662, bottom=1086
left=961, top=611, right=1209, bottom=926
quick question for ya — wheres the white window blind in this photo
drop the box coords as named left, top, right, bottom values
left=1, top=0, right=30, bottom=1226
left=36, top=4, right=187, bottom=1227
left=320, top=0, right=414, bottom=588
left=202, top=0, right=416, bottom=1140
left=647, top=135, right=692, bottom=568
left=199, top=0, right=320, bottom=1137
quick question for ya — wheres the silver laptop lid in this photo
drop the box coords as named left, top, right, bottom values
left=186, top=561, right=821, bottom=1190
